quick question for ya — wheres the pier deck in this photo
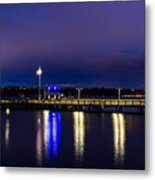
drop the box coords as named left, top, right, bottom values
left=0, top=99, right=145, bottom=113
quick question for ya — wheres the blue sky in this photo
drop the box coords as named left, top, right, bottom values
left=0, top=1, right=145, bottom=88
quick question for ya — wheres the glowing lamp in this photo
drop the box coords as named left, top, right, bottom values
left=53, top=86, right=57, bottom=90
left=36, top=67, right=42, bottom=76
left=48, top=86, right=51, bottom=91
left=6, top=108, right=10, bottom=115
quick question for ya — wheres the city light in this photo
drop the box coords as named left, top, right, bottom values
left=48, top=86, right=51, bottom=91
left=36, top=66, right=42, bottom=76
left=47, top=85, right=60, bottom=92
left=53, top=86, right=57, bottom=90
left=6, top=108, right=10, bottom=115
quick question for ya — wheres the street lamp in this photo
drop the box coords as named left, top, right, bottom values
left=118, top=87, right=122, bottom=100
left=36, top=66, right=43, bottom=100
left=76, top=88, right=83, bottom=100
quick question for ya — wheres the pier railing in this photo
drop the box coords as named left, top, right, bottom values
left=0, top=98, right=145, bottom=106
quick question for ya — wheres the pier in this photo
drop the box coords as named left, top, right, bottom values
left=0, top=98, right=145, bottom=113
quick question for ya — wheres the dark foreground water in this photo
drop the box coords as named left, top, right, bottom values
left=1, top=110, right=145, bottom=169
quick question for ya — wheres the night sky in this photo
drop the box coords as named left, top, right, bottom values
left=0, top=1, right=145, bottom=88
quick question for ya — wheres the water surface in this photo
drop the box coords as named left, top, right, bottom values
left=1, top=110, right=145, bottom=169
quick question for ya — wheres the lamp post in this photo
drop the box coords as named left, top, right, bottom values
left=43, top=88, right=46, bottom=100
left=118, top=87, right=121, bottom=100
left=36, top=66, right=42, bottom=100
left=76, top=88, right=83, bottom=100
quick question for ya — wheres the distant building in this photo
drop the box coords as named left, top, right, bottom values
left=44, top=85, right=64, bottom=100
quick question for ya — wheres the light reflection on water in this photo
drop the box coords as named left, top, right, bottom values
left=36, top=117, right=43, bottom=166
left=5, top=119, right=10, bottom=149
left=36, top=110, right=86, bottom=165
left=5, top=111, right=126, bottom=167
left=73, top=111, right=85, bottom=162
left=43, top=110, right=51, bottom=158
left=2, top=110, right=144, bottom=169
left=112, top=113, right=126, bottom=167
left=36, top=111, right=61, bottom=166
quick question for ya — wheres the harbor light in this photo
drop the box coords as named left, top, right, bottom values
left=6, top=108, right=10, bottom=115
left=53, top=86, right=57, bottom=90
left=36, top=66, right=43, bottom=100
left=48, top=86, right=51, bottom=91
left=36, top=66, right=42, bottom=76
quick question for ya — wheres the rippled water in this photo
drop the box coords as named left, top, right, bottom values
left=1, top=110, right=145, bottom=169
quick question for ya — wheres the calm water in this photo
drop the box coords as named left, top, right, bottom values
left=1, top=110, right=145, bottom=169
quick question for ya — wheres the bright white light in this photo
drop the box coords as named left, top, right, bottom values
left=6, top=108, right=10, bottom=115
left=36, top=67, right=42, bottom=76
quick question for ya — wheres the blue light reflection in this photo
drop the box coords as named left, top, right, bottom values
left=43, top=111, right=61, bottom=160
